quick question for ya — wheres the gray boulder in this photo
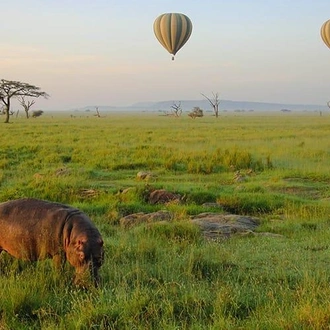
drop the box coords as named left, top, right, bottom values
left=190, top=213, right=260, bottom=240
left=120, top=210, right=172, bottom=228
left=148, top=189, right=181, bottom=205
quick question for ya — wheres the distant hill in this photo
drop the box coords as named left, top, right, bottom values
left=75, top=99, right=328, bottom=112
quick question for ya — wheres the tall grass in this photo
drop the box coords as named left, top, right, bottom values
left=1, top=111, right=330, bottom=328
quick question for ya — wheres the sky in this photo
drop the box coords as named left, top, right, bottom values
left=1, top=0, right=330, bottom=110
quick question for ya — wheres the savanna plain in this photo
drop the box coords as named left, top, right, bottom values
left=1, top=111, right=330, bottom=329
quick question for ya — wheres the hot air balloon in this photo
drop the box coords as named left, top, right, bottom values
left=321, top=19, right=330, bottom=49
left=153, top=13, right=193, bottom=60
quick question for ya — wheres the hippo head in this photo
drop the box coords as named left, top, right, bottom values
left=66, top=235, right=104, bottom=287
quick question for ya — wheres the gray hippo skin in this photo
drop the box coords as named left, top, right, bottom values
left=0, top=198, right=104, bottom=287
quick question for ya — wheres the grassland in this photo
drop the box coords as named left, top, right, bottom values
left=1, top=111, right=330, bottom=329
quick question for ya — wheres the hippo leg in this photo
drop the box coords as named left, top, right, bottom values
left=91, top=265, right=100, bottom=287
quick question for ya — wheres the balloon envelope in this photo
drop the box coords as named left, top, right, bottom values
left=153, top=13, right=193, bottom=59
left=321, top=19, right=330, bottom=49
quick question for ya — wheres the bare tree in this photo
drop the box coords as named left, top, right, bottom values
left=0, top=79, right=49, bottom=123
left=171, top=101, right=182, bottom=117
left=18, top=96, right=36, bottom=118
left=95, top=106, right=101, bottom=117
left=201, top=92, right=220, bottom=118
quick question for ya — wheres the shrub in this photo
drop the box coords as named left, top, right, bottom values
left=217, top=193, right=285, bottom=215
left=185, top=191, right=217, bottom=204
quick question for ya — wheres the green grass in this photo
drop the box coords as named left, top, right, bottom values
left=1, top=111, right=330, bottom=328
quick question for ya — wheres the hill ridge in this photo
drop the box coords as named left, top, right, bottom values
left=78, top=99, right=328, bottom=112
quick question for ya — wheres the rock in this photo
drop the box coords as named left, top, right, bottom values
left=234, top=171, right=247, bottom=183
left=190, top=213, right=260, bottom=240
left=120, top=210, right=172, bottom=228
left=79, top=189, right=98, bottom=198
left=119, top=187, right=135, bottom=194
left=136, top=171, right=155, bottom=181
left=148, top=189, right=181, bottom=205
left=55, top=167, right=71, bottom=176
left=202, top=203, right=223, bottom=209
left=119, top=210, right=283, bottom=241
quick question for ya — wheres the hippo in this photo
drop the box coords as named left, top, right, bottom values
left=0, top=198, right=104, bottom=287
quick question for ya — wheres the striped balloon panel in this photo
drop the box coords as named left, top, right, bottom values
left=321, top=19, right=330, bottom=49
left=153, top=13, right=193, bottom=56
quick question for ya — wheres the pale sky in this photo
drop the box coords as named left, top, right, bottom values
left=1, top=0, right=330, bottom=110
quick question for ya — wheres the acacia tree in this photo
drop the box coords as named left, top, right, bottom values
left=201, top=92, right=220, bottom=118
left=0, top=79, right=49, bottom=123
left=18, top=96, right=35, bottom=118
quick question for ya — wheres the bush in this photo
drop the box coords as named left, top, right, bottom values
left=217, top=193, right=285, bottom=215
left=185, top=191, right=217, bottom=204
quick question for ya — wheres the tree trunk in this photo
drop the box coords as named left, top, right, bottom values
left=4, top=111, right=9, bottom=123
left=215, top=105, right=219, bottom=118
left=4, top=98, right=10, bottom=123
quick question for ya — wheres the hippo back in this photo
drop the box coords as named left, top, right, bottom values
left=0, top=198, right=86, bottom=260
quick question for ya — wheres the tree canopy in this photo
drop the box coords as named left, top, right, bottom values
left=0, top=79, right=49, bottom=123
